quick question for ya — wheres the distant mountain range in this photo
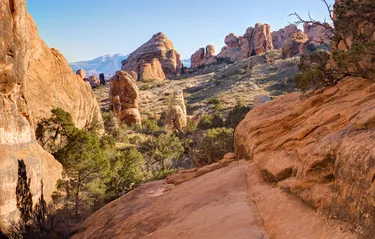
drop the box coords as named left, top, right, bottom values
left=69, top=53, right=128, bottom=78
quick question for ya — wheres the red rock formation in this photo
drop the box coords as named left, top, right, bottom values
left=26, top=15, right=103, bottom=129
left=190, top=45, right=217, bottom=68
left=76, top=68, right=86, bottom=79
left=165, top=90, right=187, bottom=131
left=272, top=24, right=300, bottom=49
left=109, top=71, right=141, bottom=126
left=121, top=32, right=182, bottom=79
left=303, top=22, right=332, bottom=47
left=0, top=0, right=62, bottom=230
left=217, top=23, right=274, bottom=62
left=88, top=75, right=100, bottom=88
left=235, top=77, right=375, bottom=236
left=281, top=32, right=309, bottom=58
left=140, top=58, right=166, bottom=81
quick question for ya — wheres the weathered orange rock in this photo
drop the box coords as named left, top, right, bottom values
left=129, top=71, right=138, bottom=81
left=217, top=23, right=274, bottom=62
left=303, top=22, right=332, bottom=47
left=121, top=32, right=182, bottom=78
left=139, top=58, right=166, bottom=81
left=0, top=0, right=62, bottom=231
left=88, top=75, right=100, bottom=88
left=235, top=77, right=375, bottom=236
left=272, top=24, right=300, bottom=49
left=26, top=15, right=103, bottom=129
left=281, top=32, right=309, bottom=59
left=76, top=68, right=86, bottom=79
left=190, top=45, right=217, bottom=68
left=165, top=90, right=187, bottom=131
left=109, top=71, right=141, bottom=126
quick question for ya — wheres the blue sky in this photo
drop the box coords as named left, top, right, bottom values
left=27, top=0, right=335, bottom=62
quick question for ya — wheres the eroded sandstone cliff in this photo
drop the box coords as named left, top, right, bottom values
left=0, top=0, right=62, bottom=231
left=26, top=15, right=103, bottom=129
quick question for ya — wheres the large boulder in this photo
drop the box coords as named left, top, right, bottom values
left=139, top=58, right=166, bottom=81
left=234, top=78, right=375, bottom=236
left=26, top=16, right=103, bottom=129
left=281, top=32, right=309, bottom=59
left=76, top=68, right=86, bottom=79
left=0, top=0, right=62, bottom=230
left=272, top=24, right=300, bottom=49
left=88, top=75, right=100, bottom=88
left=165, top=90, right=187, bottom=131
left=121, top=32, right=182, bottom=79
left=109, top=71, right=141, bottom=126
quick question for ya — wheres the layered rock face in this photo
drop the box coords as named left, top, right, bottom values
left=281, top=32, right=309, bottom=59
left=121, top=32, right=182, bottom=80
left=165, top=90, right=187, bottom=131
left=26, top=16, right=103, bottom=129
left=139, top=58, right=166, bottom=81
left=190, top=45, right=216, bottom=68
left=216, top=23, right=274, bottom=63
left=109, top=71, right=141, bottom=126
left=272, top=24, right=300, bottom=49
left=303, top=22, right=332, bottom=47
left=0, top=0, right=62, bottom=230
left=234, top=78, right=375, bottom=236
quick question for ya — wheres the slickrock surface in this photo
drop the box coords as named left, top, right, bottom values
left=0, top=0, right=62, bottom=230
left=235, top=77, right=375, bottom=237
left=73, top=163, right=269, bottom=239
left=121, top=32, right=182, bottom=80
left=242, top=161, right=357, bottom=239
left=26, top=15, right=102, bottom=129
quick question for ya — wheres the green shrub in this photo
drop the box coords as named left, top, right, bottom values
left=294, top=51, right=340, bottom=91
left=197, top=115, right=212, bottom=130
left=186, top=119, right=197, bottom=133
left=148, top=169, right=178, bottom=181
left=106, top=148, right=144, bottom=196
left=226, top=105, right=252, bottom=129
left=208, top=98, right=223, bottom=111
left=211, top=114, right=224, bottom=128
left=194, top=128, right=234, bottom=166
left=141, top=133, right=184, bottom=173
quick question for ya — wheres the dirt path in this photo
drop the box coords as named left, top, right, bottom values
left=241, top=161, right=358, bottom=239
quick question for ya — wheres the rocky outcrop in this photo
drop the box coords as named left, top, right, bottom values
left=0, top=0, right=62, bottom=231
left=303, top=22, right=332, bottom=47
left=26, top=16, right=103, bottom=129
left=235, top=77, right=375, bottom=236
left=217, top=23, right=274, bottom=62
left=99, top=73, right=105, bottom=85
left=88, top=75, right=100, bottom=88
left=165, top=90, right=187, bottom=131
left=281, top=32, right=309, bottom=58
left=129, top=71, right=138, bottom=81
left=139, top=58, right=166, bottom=81
left=253, top=94, right=271, bottom=108
left=190, top=45, right=217, bottom=68
left=109, top=71, right=141, bottom=126
left=121, top=32, right=182, bottom=79
left=272, top=24, right=300, bottom=49
left=76, top=68, right=86, bottom=79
